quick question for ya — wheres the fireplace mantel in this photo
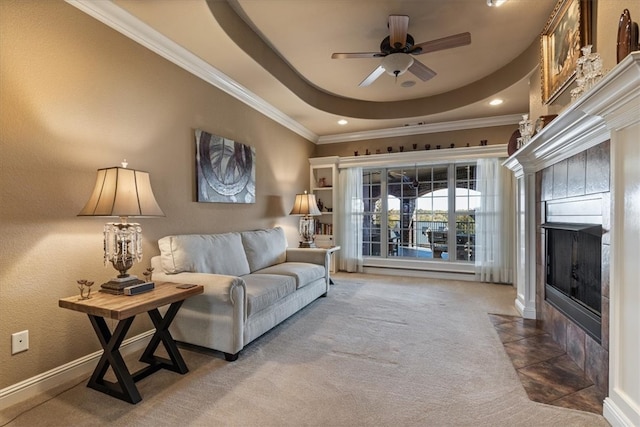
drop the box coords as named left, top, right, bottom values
left=504, top=51, right=640, bottom=176
left=504, top=52, right=640, bottom=427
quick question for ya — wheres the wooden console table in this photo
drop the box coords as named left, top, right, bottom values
left=59, top=282, right=203, bottom=404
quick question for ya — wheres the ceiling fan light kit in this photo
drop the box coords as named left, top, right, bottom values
left=332, top=14, right=471, bottom=87
left=381, top=53, right=414, bottom=76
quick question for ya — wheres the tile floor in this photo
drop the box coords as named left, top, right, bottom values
left=489, top=314, right=605, bottom=414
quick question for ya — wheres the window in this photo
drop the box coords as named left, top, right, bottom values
left=362, top=163, right=477, bottom=262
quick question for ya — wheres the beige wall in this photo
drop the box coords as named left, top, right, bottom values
left=2, top=0, right=639, bottom=394
left=0, top=0, right=313, bottom=388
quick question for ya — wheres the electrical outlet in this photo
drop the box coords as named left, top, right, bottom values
left=11, top=330, right=29, bottom=354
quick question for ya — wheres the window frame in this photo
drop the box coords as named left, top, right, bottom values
left=363, top=162, right=477, bottom=263
left=336, top=144, right=507, bottom=274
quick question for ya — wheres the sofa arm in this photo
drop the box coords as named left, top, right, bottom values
left=285, top=248, right=328, bottom=266
left=152, top=256, right=247, bottom=319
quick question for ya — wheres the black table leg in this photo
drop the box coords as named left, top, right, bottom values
left=87, top=315, right=141, bottom=404
left=136, top=301, right=188, bottom=380
left=85, top=301, right=189, bottom=404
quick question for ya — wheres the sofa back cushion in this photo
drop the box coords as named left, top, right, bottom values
left=241, top=227, right=287, bottom=272
left=158, top=232, right=251, bottom=276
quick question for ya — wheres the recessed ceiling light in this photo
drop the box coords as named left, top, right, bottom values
left=401, top=80, right=416, bottom=88
left=487, top=0, right=508, bottom=6
left=489, top=98, right=504, bottom=106
left=338, top=119, right=348, bottom=125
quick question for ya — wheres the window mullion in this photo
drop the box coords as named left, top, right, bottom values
left=448, top=164, right=456, bottom=261
left=382, top=170, right=390, bottom=257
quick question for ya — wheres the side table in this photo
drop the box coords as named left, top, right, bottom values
left=59, top=281, right=203, bottom=404
left=322, top=246, right=340, bottom=284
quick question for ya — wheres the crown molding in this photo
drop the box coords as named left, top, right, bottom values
left=65, top=0, right=318, bottom=143
left=65, top=1, right=524, bottom=146
left=317, top=114, right=523, bottom=144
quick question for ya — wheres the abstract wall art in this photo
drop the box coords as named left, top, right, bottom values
left=195, top=129, right=256, bottom=203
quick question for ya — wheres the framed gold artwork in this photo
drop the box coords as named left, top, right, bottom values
left=541, top=0, right=592, bottom=104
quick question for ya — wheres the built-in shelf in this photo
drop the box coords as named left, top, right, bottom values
left=309, top=157, right=338, bottom=266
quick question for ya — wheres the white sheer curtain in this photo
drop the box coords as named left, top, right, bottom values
left=475, top=158, right=514, bottom=284
left=337, top=167, right=363, bottom=272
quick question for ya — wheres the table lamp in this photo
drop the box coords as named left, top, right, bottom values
left=289, top=191, right=322, bottom=248
left=78, top=161, right=164, bottom=293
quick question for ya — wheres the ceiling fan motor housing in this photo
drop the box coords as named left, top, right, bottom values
left=380, top=34, right=416, bottom=54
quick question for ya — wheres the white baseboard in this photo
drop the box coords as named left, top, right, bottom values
left=363, top=266, right=476, bottom=282
left=0, top=330, right=154, bottom=411
left=604, top=396, right=639, bottom=427
left=515, top=298, right=537, bottom=319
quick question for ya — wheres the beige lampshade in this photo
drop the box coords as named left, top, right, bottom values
left=78, top=167, right=165, bottom=218
left=289, top=191, right=322, bottom=216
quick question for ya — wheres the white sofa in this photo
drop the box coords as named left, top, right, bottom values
left=150, top=227, right=330, bottom=361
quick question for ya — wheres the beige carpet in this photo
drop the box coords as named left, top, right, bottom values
left=2, top=274, right=608, bottom=426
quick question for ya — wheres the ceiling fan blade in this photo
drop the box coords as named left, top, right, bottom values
left=412, top=32, right=471, bottom=55
left=389, top=15, right=409, bottom=49
left=408, top=59, right=437, bottom=81
left=359, top=65, right=385, bottom=87
left=332, top=52, right=382, bottom=59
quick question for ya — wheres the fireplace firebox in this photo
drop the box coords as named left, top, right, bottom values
left=542, top=223, right=602, bottom=343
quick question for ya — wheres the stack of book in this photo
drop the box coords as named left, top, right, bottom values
left=314, top=234, right=334, bottom=248
left=99, top=278, right=144, bottom=295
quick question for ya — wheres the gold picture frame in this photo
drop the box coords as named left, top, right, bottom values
left=541, top=0, right=592, bottom=104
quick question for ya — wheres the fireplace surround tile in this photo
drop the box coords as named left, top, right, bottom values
left=518, top=354, right=593, bottom=397
left=545, top=303, right=568, bottom=351
left=601, top=296, right=609, bottom=351
left=541, top=168, right=553, bottom=201
left=491, top=314, right=603, bottom=414
left=535, top=141, right=610, bottom=405
left=552, top=160, right=568, bottom=199
left=566, top=321, right=586, bottom=370
left=517, top=371, right=571, bottom=403
left=601, top=244, right=610, bottom=298
left=585, top=141, right=610, bottom=195
left=601, top=192, right=611, bottom=245
left=495, top=318, right=544, bottom=339
left=585, top=336, right=609, bottom=395
left=503, top=333, right=566, bottom=368
left=567, top=151, right=586, bottom=197
left=552, top=385, right=606, bottom=413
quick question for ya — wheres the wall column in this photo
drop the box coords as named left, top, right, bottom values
left=509, top=163, right=537, bottom=319
left=604, top=122, right=640, bottom=427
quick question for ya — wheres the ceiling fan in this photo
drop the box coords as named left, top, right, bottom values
left=331, top=15, right=471, bottom=87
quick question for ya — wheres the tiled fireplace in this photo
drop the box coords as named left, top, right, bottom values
left=504, top=53, right=640, bottom=426
left=535, top=141, right=610, bottom=397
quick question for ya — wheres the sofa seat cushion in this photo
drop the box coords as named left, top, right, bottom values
left=158, top=233, right=250, bottom=277
left=243, top=274, right=296, bottom=317
left=241, top=227, right=287, bottom=272
left=253, top=262, right=325, bottom=289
